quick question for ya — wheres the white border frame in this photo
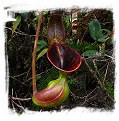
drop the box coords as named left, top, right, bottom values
left=0, top=0, right=119, bottom=120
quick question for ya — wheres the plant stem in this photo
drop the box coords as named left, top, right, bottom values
left=59, top=71, right=68, bottom=80
left=32, top=12, right=43, bottom=93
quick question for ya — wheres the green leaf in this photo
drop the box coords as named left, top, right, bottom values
left=20, top=12, right=29, bottom=21
left=82, top=50, right=99, bottom=57
left=105, top=80, right=114, bottom=99
left=36, top=48, right=48, bottom=60
left=44, top=11, right=48, bottom=14
left=37, top=40, right=48, bottom=52
left=108, top=37, right=114, bottom=45
left=68, top=77, right=77, bottom=86
left=34, top=12, right=40, bottom=20
left=97, top=37, right=106, bottom=42
left=36, top=75, right=41, bottom=80
left=12, top=15, right=21, bottom=35
left=96, top=29, right=110, bottom=40
left=88, top=19, right=101, bottom=40
left=65, top=15, right=70, bottom=27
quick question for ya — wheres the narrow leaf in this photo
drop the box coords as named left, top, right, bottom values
left=36, top=40, right=47, bottom=52
left=88, top=19, right=101, bottom=40
left=37, top=48, right=48, bottom=60
left=105, top=80, right=114, bottom=99
left=12, top=15, right=21, bottom=35
left=65, top=15, right=70, bottom=27
left=38, top=40, right=47, bottom=45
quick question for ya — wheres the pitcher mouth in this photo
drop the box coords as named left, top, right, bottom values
left=47, top=42, right=82, bottom=73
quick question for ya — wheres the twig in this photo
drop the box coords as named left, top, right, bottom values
left=103, top=62, right=109, bottom=84
left=14, top=92, right=22, bottom=107
left=11, top=99, right=25, bottom=111
left=80, top=28, right=88, bottom=44
left=83, top=57, right=104, bottom=89
left=24, top=67, right=31, bottom=83
left=5, top=26, right=36, bottom=37
left=10, top=76, right=23, bottom=84
left=16, top=67, right=53, bottom=86
left=104, top=54, right=114, bottom=60
left=93, top=59, right=101, bottom=79
left=11, top=72, right=28, bottom=78
left=70, top=90, right=79, bottom=99
left=11, top=88, right=15, bottom=111
left=83, top=57, right=114, bottom=102
left=10, top=89, right=26, bottom=111
left=94, top=58, right=112, bottom=62
left=80, top=94, right=98, bottom=106
left=79, top=87, right=97, bottom=99
left=11, top=96, right=31, bottom=101
left=70, top=86, right=98, bottom=105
